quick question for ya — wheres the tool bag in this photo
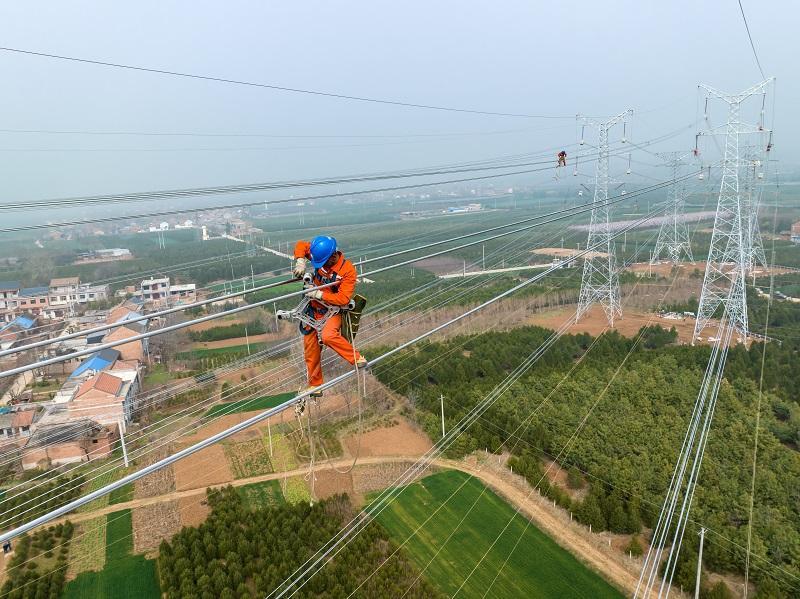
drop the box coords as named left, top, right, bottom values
left=342, top=294, right=367, bottom=344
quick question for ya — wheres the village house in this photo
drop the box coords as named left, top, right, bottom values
left=140, top=277, right=170, bottom=306
left=48, top=276, right=80, bottom=310
left=102, top=323, right=147, bottom=362
left=140, top=276, right=195, bottom=307
left=72, top=283, right=110, bottom=305
left=168, top=283, right=197, bottom=305
left=66, top=369, right=140, bottom=429
left=21, top=418, right=119, bottom=470
left=0, top=315, right=38, bottom=351
left=16, top=287, right=49, bottom=316
left=227, top=218, right=263, bottom=238
left=0, top=409, right=36, bottom=441
left=0, top=281, right=20, bottom=323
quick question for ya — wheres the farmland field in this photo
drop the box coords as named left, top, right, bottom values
left=204, top=391, right=295, bottom=417
left=269, top=431, right=297, bottom=471
left=105, top=509, right=133, bottom=562
left=237, top=479, right=285, bottom=510
left=66, top=517, right=106, bottom=578
left=283, top=476, right=311, bottom=504
left=375, top=470, right=623, bottom=599
left=63, top=509, right=160, bottom=599
left=77, top=469, right=122, bottom=513
left=224, top=438, right=273, bottom=478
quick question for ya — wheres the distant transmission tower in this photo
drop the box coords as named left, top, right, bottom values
left=576, top=109, right=633, bottom=326
left=651, top=151, right=694, bottom=264
left=692, top=79, right=773, bottom=344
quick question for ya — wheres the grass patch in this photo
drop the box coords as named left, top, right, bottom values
left=67, top=517, right=106, bottom=578
left=223, top=438, right=273, bottom=479
left=63, top=554, right=159, bottom=599
left=204, top=391, right=295, bottom=417
left=176, top=342, right=267, bottom=360
left=64, top=509, right=160, bottom=599
left=283, top=476, right=311, bottom=505
left=296, top=427, right=343, bottom=460
left=237, top=479, right=285, bottom=510
left=142, top=364, right=174, bottom=386
left=108, top=482, right=134, bottom=505
left=374, top=470, right=624, bottom=599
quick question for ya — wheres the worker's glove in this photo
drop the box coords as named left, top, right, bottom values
left=305, top=289, right=323, bottom=300
left=292, top=258, right=307, bottom=279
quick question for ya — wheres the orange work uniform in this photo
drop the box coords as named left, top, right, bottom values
left=294, top=240, right=363, bottom=386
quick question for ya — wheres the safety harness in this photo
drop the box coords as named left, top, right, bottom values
left=275, top=271, right=361, bottom=343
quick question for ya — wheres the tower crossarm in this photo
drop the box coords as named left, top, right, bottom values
left=699, top=77, right=774, bottom=104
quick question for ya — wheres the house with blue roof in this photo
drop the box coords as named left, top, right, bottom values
left=0, top=314, right=38, bottom=351
left=69, top=348, right=121, bottom=379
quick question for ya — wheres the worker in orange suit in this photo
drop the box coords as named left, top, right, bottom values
left=293, top=235, right=367, bottom=397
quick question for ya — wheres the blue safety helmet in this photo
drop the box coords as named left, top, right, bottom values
left=309, top=235, right=337, bottom=268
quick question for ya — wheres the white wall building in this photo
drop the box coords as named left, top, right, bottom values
left=49, top=277, right=80, bottom=308
left=72, top=284, right=111, bottom=305
left=168, top=283, right=197, bottom=304
left=140, top=277, right=196, bottom=306
left=140, top=277, right=170, bottom=305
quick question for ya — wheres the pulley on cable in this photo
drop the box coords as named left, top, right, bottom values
left=693, top=133, right=705, bottom=180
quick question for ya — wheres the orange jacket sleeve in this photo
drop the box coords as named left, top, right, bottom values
left=294, top=240, right=311, bottom=259
left=321, top=260, right=357, bottom=306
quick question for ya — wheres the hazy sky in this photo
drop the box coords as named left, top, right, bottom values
left=0, top=1, right=795, bottom=209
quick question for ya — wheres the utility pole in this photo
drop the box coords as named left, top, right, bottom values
left=440, top=394, right=446, bottom=438
left=693, top=78, right=774, bottom=344
left=651, top=151, right=695, bottom=264
left=694, top=527, right=706, bottom=599
left=576, top=109, right=633, bottom=326
left=267, top=419, right=273, bottom=457
left=244, top=325, right=251, bottom=356
left=251, top=264, right=255, bottom=288
left=118, top=419, right=129, bottom=468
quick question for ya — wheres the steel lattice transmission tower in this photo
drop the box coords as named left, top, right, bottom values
left=651, top=151, right=695, bottom=264
left=576, top=109, right=633, bottom=326
left=741, top=147, right=769, bottom=273
left=692, top=79, right=774, bottom=344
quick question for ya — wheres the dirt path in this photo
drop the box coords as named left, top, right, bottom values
left=526, top=304, right=700, bottom=344
left=46, top=455, right=662, bottom=598
left=191, top=332, right=282, bottom=350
